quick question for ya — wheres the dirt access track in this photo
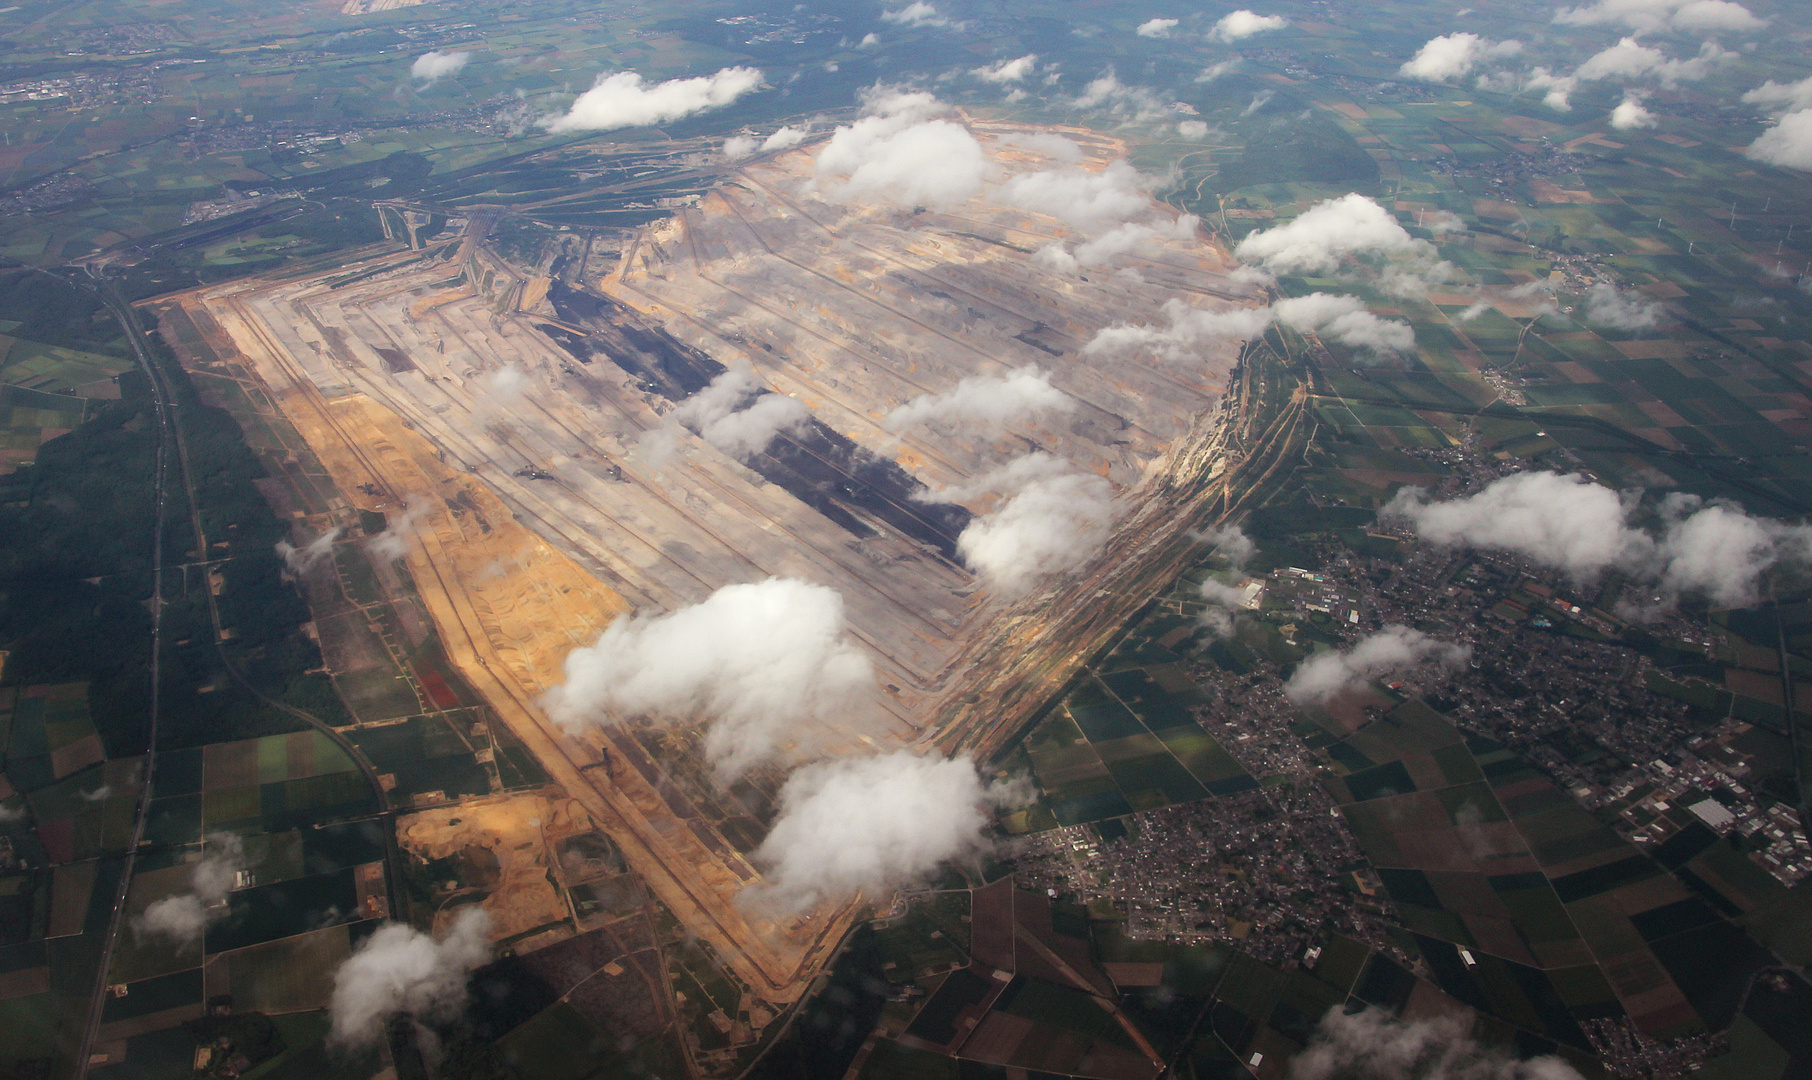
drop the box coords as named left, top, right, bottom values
left=148, top=119, right=1266, bottom=1001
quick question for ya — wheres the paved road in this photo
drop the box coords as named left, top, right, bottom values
left=70, top=270, right=173, bottom=1079
left=71, top=272, right=401, bottom=1078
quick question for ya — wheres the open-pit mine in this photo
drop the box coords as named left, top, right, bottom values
left=150, top=119, right=1270, bottom=1002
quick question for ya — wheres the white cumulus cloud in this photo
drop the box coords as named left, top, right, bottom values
left=1575, top=38, right=1733, bottom=87
left=1197, top=577, right=1251, bottom=637
left=1272, top=293, right=1418, bottom=353
left=996, top=130, right=1085, bottom=162
left=1073, top=72, right=1168, bottom=120
left=411, top=50, right=470, bottom=83
left=1747, top=109, right=1812, bottom=171
left=1194, top=524, right=1258, bottom=637
left=542, top=579, right=875, bottom=779
left=1611, top=92, right=1658, bottom=128
left=1087, top=298, right=1274, bottom=361
left=1381, top=471, right=1638, bottom=578
left=1554, top=0, right=1763, bottom=33
left=543, top=66, right=763, bottom=133
left=1382, top=471, right=1812, bottom=609
left=1424, top=210, right=1466, bottom=233
left=1041, top=215, right=1200, bottom=270
left=1087, top=292, right=1413, bottom=361
left=1234, top=193, right=1429, bottom=275
left=1195, top=523, right=1256, bottom=568
left=748, top=752, right=1022, bottom=912
left=922, top=453, right=1117, bottom=597
left=881, top=1, right=955, bottom=28
left=1399, top=33, right=1522, bottom=83
left=1291, top=1006, right=1585, bottom=1080
left=328, top=908, right=492, bottom=1051
left=1211, top=10, right=1288, bottom=42
left=814, top=90, right=988, bottom=208
left=996, top=158, right=1159, bottom=232
left=1197, top=60, right=1241, bottom=82
left=642, top=368, right=810, bottom=466
left=1520, top=68, right=1580, bottom=111
left=974, top=54, right=1038, bottom=83
left=134, top=832, right=247, bottom=951
left=1284, top=626, right=1471, bottom=705
left=1651, top=494, right=1812, bottom=608
left=1744, top=76, right=1812, bottom=113
left=1582, top=281, right=1664, bottom=329
left=885, top=366, right=1073, bottom=435
left=1136, top=17, right=1179, bottom=38
left=725, top=124, right=810, bottom=160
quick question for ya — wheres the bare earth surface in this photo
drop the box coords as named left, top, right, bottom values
left=151, top=120, right=1263, bottom=1000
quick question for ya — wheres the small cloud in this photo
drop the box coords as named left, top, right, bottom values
left=1422, top=209, right=1466, bottom=233
left=1381, top=471, right=1812, bottom=611
left=1575, top=37, right=1733, bottom=88
left=328, top=908, right=493, bottom=1051
left=885, top=365, right=1073, bottom=435
left=1743, top=75, right=1812, bottom=113
left=1398, top=33, right=1521, bottom=83
left=1521, top=67, right=1578, bottom=111
left=542, top=578, right=876, bottom=779
left=1177, top=119, right=1210, bottom=139
left=1073, top=71, right=1168, bottom=120
left=1210, top=9, right=1288, bottom=42
left=1135, top=17, right=1179, bottom=38
left=411, top=50, right=470, bottom=83
left=365, top=495, right=431, bottom=564
left=762, top=125, right=808, bottom=152
left=724, top=124, right=810, bottom=160
left=1610, top=92, right=1657, bottom=129
left=1234, top=192, right=1430, bottom=275
left=1088, top=292, right=1413, bottom=362
left=1294, top=1006, right=1586, bottom=1080
left=813, top=90, right=989, bottom=208
left=1582, top=281, right=1663, bottom=329
left=1194, top=523, right=1256, bottom=568
left=1191, top=522, right=1259, bottom=637
left=1284, top=625, right=1470, bottom=705
left=920, top=453, right=1118, bottom=597
left=881, top=1, right=956, bottom=28
left=747, top=751, right=1025, bottom=912
left=541, top=66, right=763, bottom=133
left=974, top=54, right=1037, bottom=83
left=994, top=130, right=1084, bottom=162
left=276, top=527, right=342, bottom=575
left=994, top=157, right=1157, bottom=232
left=1554, top=0, right=1763, bottom=34
left=134, top=832, right=249, bottom=951
left=641, top=367, right=810, bottom=466
left=1747, top=109, right=1812, bottom=171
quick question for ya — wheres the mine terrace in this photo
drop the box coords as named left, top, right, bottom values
left=149, top=120, right=1265, bottom=1001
